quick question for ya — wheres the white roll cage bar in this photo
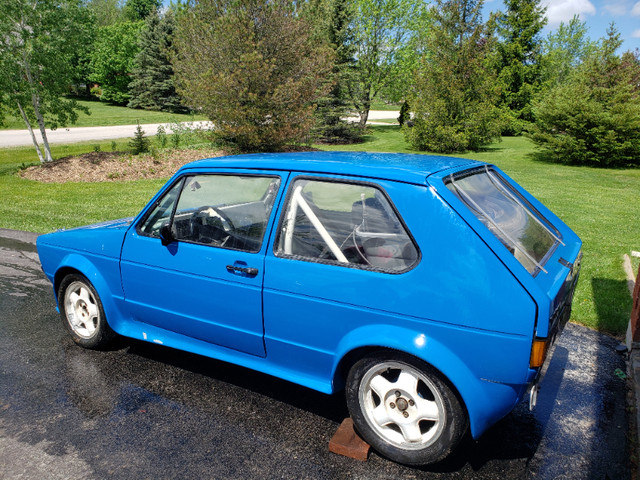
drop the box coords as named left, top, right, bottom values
left=283, top=186, right=349, bottom=263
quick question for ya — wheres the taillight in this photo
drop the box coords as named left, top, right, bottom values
left=530, top=338, right=548, bottom=368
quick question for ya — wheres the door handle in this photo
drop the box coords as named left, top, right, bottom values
left=226, top=265, right=259, bottom=276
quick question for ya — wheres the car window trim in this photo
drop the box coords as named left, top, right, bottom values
left=136, top=176, right=185, bottom=237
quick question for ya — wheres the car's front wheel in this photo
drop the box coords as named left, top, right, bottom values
left=346, top=351, right=467, bottom=466
left=58, top=274, right=115, bottom=349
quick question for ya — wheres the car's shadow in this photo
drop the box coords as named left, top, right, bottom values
left=62, top=335, right=565, bottom=472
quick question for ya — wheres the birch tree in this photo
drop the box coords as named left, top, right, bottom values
left=0, top=0, right=92, bottom=163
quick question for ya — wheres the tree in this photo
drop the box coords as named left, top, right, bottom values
left=173, top=0, right=333, bottom=152
left=491, top=0, right=547, bottom=134
left=303, top=0, right=362, bottom=143
left=129, top=121, right=150, bottom=153
left=88, top=0, right=126, bottom=26
left=90, top=21, right=145, bottom=104
left=347, top=0, right=425, bottom=126
left=0, top=0, right=92, bottom=162
left=539, top=15, right=596, bottom=89
left=124, top=0, right=161, bottom=21
left=405, top=0, right=502, bottom=153
left=531, top=26, right=640, bottom=167
left=128, top=10, right=185, bottom=112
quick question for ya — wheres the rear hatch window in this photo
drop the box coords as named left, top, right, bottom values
left=446, top=166, right=562, bottom=275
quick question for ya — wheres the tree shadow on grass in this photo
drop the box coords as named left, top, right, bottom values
left=591, top=277, right=632, bottom=335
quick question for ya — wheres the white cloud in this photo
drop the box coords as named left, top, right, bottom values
left=631, top=1, right=640, bottom=15
left=543, top=0, right=597, bottom=25
left=632, top=29, right=640, bottom=38
left=603, top=2, right=627, bottom=15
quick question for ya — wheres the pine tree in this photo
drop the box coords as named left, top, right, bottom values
left=128, top=11, right=186, bottom=112
left=305, top=0, right=362, bottom=143
left=492, top=0, right=547, bottom=134
left=532, top=26, right=640, bottom=167
left=405, top=0, right=501, bottom=153
left=129, top=121, right=150, bottom=154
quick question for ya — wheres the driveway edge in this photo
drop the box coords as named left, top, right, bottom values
left=0, top=229, right=40, bottom=245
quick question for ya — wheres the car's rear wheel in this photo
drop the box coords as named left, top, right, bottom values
left=346, top=351, right=467, bottom=466
left=58, top=274, right=115, bottom=349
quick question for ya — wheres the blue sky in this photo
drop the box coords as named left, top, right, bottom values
left=485, top=0, right=640, bottom=52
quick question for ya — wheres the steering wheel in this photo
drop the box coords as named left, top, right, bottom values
left=193, top=206, right=235, bottom=245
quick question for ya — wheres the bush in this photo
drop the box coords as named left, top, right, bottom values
left=156, top=125, right=168, bottom=148
left=173, top=0, right=332, bottom=152
left=398, top=101, right=410, bottom=127
left=531, top=30, right=640, bottom=167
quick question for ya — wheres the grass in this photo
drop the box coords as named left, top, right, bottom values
left=0, top=98, right=207, bottom=130
left=369, top=101, right=402, bottom=111
left=370, top=118, right=400, bottom=125
left=0, top=138, right=166, bottom=231
left=1, top=125, right=638, bottom=336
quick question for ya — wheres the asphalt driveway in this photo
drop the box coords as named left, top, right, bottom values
left=0, top=229, right=631, bottom=479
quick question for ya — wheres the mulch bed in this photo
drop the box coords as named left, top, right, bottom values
left=20, top=149, right=223, bottom=183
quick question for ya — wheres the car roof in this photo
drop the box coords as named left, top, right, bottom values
left=179, top=151, right=481, bottom=185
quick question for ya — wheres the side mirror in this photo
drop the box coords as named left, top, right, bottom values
left=159, top=223, right=174, bottom=246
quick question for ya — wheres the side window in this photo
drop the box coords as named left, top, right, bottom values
left=276, top=178, right=418, bottom=272
left=140, top=174, right=280, bottom=253
left=138, top=178, right=184, bottom=237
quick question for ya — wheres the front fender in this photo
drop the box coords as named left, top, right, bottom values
left=52, top=252, right=126, bottom=332
left=332, top=324, right=525, bottom=438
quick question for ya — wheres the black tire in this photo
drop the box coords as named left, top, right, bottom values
left=58, top=274, right=116, bottom=349
left=346, top=351, right=468, bottom=466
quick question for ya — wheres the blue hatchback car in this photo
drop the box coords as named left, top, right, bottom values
left=37, top=151, right=581, bottom=466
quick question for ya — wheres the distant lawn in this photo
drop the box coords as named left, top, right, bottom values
left=369, top=101, right=402, bottom=111
left=1, top=126, right=638, bottom=336
left=0, top=98, right=207, bottom=130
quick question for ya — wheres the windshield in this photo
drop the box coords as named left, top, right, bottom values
left=446, top=166, right=561, bottom=275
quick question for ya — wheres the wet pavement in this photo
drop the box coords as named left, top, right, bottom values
left=0, top=230, right=631, bottom=479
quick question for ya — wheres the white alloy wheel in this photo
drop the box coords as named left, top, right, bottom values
left=58, top=274, right=115, bottom=349
left=346, top=352, right=467, bottom=465
left=359, top=360, right=446, bottom=449
left=64, top=281, right=100, bottom=339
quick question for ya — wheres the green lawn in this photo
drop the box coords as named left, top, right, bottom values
left=1, top=126, right=637, bottom=336
left=1, top=98, right=207, bottom=130
left=369, top=101, right=402, bottom=111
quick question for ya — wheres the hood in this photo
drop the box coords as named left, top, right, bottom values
left=37, top=217, right=134, bottom=259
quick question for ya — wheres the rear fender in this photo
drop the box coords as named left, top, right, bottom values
left=332, top=324, right=521, bottom=438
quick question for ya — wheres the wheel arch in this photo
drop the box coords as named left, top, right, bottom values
left=331, top=326, right=470, bottom=413
left=53, top=266, right=83, bottom=301
left=51, top=254, right=123, bottom=331
left=330, top=324, right=517, bottom=439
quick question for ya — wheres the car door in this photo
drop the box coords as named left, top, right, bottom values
left=262, top=174, right=421, bottom=370
left=120, top=170, right=285, bottom=357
